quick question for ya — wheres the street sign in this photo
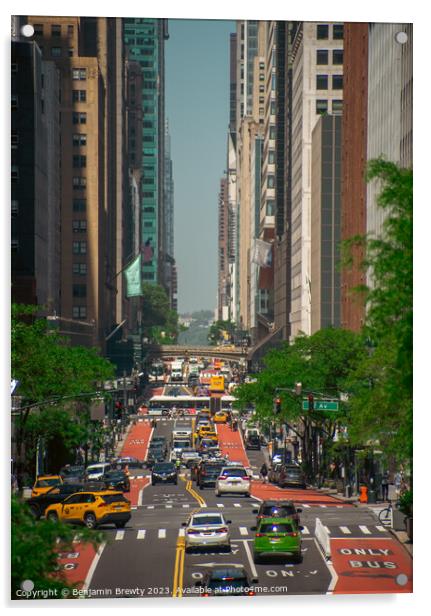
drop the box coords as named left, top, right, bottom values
left=209, top=375, right=225, bottom=392
left=302, top=399, right=340, bottom=411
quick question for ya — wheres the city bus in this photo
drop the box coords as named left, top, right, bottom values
left=147, top=394, right=236, bottom=415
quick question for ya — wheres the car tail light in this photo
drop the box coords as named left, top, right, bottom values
left=217, top=527, right=228, bottom=533
left=255, top=533, right=267, bottom=537
left=98, top=502, right=108, bottom=508
left=244, top=477, right=251, bottom=482
left=287, top=532, right=298, bottom=537
left=217, top=476, right=227, bottom=480
left=248, top=591, right=255, bottom=596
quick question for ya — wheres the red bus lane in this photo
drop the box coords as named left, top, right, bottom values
left=250, top=481, right=353, bottom=506
left=216, top=423, right=250, bottom=467
left=60, top=420, right=152, bottom=588
left=330, top=538, right=413, bottom=594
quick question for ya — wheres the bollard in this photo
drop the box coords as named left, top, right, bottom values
left=345, top=484, right=352, bottom=498
left=359, top=485, right=368, bottom=503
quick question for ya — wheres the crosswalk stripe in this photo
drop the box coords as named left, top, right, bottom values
left=182, top=504, right=190, bottom=508
left=115, top=530, right=125, bottom=541
left=233, top=503, right=241, bottom=508
left=376, top=525, right=387, bottom=532
left=137, top=530, right=146, bottom=540
left=301, top=526, right=310, bottom=535
left=158, top=529, right=166, bottom=539
left=147, top=506, right=154, bottom=509
left=359, top=525, right=371, bottom=534
left=320, top=505, right=327, bottom=508
left=340, top=526, right=351, bottom=534
left=166, top=505, right=173, bottom=509
left=178, top=529, right=185, bottom=537
left=302, top=504, right=311, bottom=508
left=239, top=527, right=248, bottom=536
left=216, top=504, right=224, bottom=508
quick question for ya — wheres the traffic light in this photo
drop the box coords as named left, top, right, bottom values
left=115, top=401, right=123, bottom=419
left=274, top=397, right=282, bottom=414
left=308, top=393, right=314, bottom=411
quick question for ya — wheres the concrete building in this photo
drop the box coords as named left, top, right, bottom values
left=290, top=22, right=344, bottom=340
left=217, top=177, right=229, bottom=321
left=310, top=114, right=342, bottom=333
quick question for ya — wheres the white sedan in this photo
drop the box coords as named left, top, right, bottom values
left=182, top=512, right=232, bottom=553
left=215, top=466, right=251, bottom=497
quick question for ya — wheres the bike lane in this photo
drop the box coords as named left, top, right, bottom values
left=330, top=537, right=412, bottom=593
left=216, top=423, right=250, bottom=467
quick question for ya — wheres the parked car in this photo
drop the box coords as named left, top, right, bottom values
left=151, top=462, right=178, bottom=485
left=195, top=565, right=258, bottom=596
left=278, top=465, right=306, bottom=489
left=27, top=483, right=85, bottom=519
left=84, top=463, right=112, bottom=482
left=215, top=466, right=251, bottom=497
left=103, top=470, right=130, bottom=492
left=182, top=511, right=232, bottom=553
left=45, top=490, right=131, bottom=529
left=31, top=475, right=63, bottom=498
left=252, top=500, right=302, bottom=525
left=251, top=516, right=302, bottom=563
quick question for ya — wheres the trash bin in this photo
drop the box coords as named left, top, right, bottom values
left=368, top=489, right=377, bottom=504
left=345, top=484, right=352, bottom=498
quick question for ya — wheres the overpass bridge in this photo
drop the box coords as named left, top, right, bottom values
left=143, top=344, right=248, bottom=362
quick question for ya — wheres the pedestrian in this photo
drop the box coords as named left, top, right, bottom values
left=381, top=470, right=390, bottom=501
left=260, top=462, right=268, bottom=484
left=394, top=471, right=402, bottom=499
left=175, top=457, right=181, bottom=471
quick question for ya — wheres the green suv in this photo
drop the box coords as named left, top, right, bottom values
left=251, top=517, right=302, bottom=564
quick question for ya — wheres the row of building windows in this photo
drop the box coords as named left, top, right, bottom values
left=38, top=46, right=74, bottom=58
left=316, top=74, right=343, bottom=90
left=316, top=24, right=344, bottom=40
left=33, top=23, right=74, bottom=36
left=316, top=49, right=343, bottom=65
left=316, top=99, right=343, bottom=114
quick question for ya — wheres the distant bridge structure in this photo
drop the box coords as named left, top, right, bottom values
left=143, top=344, right=248, bottom=362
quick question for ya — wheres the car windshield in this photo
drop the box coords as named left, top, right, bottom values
left=173, top=441, right=189, bottom=448
left=284, top=468, right=301, bottom=475
left=100, top=494, right=128, bottom=504
left=35, top=478, right=61, bottom=487
left=153, top=464, right=175, bottom=472
left=221, top=468, right=247, bottom=477
left=87, top=466, right=105, bottom=473
left=192, top=515, right=223, bottom=526
left=260, top=522, right=294, bottom=533
left=262, top=505, right=295, bottom=516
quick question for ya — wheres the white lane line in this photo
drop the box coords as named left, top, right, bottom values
left=233, top=503, right=241, bottom=508
left=302, top=504, right=311, bottom=508
left=158, top=529, right=166, bottom=539
left=359, top=525, right=372, bottom=534
left=376, top=525, right=387, bottom=532
left=320, top=505, right=327, bottom=508
left=216, top=504, right=224, bottom=508
left=115, top=530, right=125, bottom=541
left=340, top=526, right=351, bottom=534
left=301, top=526, right=310, bottom=535
left=82, top=542, right=107, bottom=591
left=239, top=527, right=248, bottom=536
left=182, top=504, right=190, bottom=508
left=242, top=538, right=258, bottom=580
left=137, top=530, right=146, bottom=540
left=147, top=505, right=155, bottom=509
left=166, top=505, right=173, bottom=509
left=178, top=529, right=185, bottom=537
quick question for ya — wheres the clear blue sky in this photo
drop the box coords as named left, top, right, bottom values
left=165, top=19, right=235, bottom=315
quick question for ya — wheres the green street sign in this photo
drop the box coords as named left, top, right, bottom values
left=302, top=399, right=340, bottom=412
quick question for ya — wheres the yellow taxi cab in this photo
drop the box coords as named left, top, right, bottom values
left=213, top=411, right=228, bottom=424
left=45, top=490, right=131, bottom=529
left=197, top=425, right=215, bottom=439
left=199, top=429, right=218, bottom=443
left=31, top=475, right=63, bottom=498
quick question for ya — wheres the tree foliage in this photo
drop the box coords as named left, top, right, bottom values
left=208, top=320, right=236, bottom=346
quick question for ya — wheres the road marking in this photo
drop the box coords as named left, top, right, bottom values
left=302, top=504, right=311, bottom=508
left=178, top=528, right=185, bottom=537
left=340, top=526, right=351, bottom=534
left=172, top=535, right=185, bottom=597
left=147, top=505, right=155, bottom=509
left=137, top=530, right=146, bottom=540
left=216, top=503, right=224, bottom=508
left=166, top=505, right=173, bottom=509
left=359, top=525, right=371, bottom=534
left=81, top=542, right=107, bottom=591
left=233, top=503, right=241, bottom=508
left=158, top=529, right=166, bottom=539
left=320, top=505, right=327, bottom=508
left=376, top=525, right=387, bottom=532
left=182, top=504, right=190, bottom=508
left=115, top=530, right=125, bottom=541
left=324, top=526, right=331, bottom=534
left=301, top=526, right=310, bottom=535
left=242, top=537, right=258, bottom=579
left=239, top=527, right=248, bottom=536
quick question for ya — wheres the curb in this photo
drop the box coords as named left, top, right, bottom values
left=386, top=527, right=413, bottom=558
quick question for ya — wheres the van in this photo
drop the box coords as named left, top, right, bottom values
left=172, top=429, right=192, bottom=440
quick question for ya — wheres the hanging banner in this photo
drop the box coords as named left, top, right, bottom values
left=252, top=239, right=272, bottom=267
left=124, top=254, right=143, bottom=297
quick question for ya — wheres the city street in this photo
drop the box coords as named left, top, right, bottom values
left=58, top=416, right=412, bottom=598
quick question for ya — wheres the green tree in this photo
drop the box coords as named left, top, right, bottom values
left=208, top=320, right=236, bottom=346
left=11, top=495, right=103, bottom=599
left=343, top=159, right=413, bottom=465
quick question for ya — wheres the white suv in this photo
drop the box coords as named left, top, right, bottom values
left=215, top=466, right=251, bottom=497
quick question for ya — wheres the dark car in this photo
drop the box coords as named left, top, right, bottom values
left=197, top=462, right=225, bottom=490
left=150, top=437, right=168, bottom=456
left=59, top=465, right=85, bottom=483
left=245, top=435, right=261, bottom=450
left=252, top=499, right=302, bottom=525
left=278, top=465, right=306, bottom=489
left=114, top=456, right=144, bottom=470
left=151, top=462, right=178, bottom=485
left=27, top=483, right=85, bottom=519
left=103, top=470, right=130, bottom=492
left=195, top=565, right=258, bottom=597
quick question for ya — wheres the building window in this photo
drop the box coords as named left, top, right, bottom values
left=332, top=74, right=343, bottom=89
left=266, top=200, right=274, bottom=216
left=72, top=90, right=86, bottom=102
left=73, top=155, right=86, bottom=168
left=33, top=24, right=44, bottom=35
left=333, top=24, right=344, bottom=40
left=316, top=99, right=328, bottom=114
left=72, top=68, right=87, bottom=80
left=72, top=306, right=87, bottom=319
left=72, top=220, right=87, bottom=232
left=51, top=24, right=61, bottom=36
left=72, top=177, right=87, bottom=189
left=259, top=96, right=264, bottom=104
left=267, top=175, right=275, bottom=189
left=68, top=48, right=74, bottom=57
left=316, top=49, right=328, bottom=65
left=73, top=284, right=87, bottom=298
left=270, top=100, right=276, bottom=115
left=316, top=74, right=328, bottom=90
left=73, top=263, right=87, bottom=275
left=333, top=49, right=343, bottom=65
left=11, top=200, right=19, bottom=217
left=73, top=241, right=87, bottom=255
left=332, top=99, right=343, bottom=113
left=316, top=24, right=329, bottom=39
left=51, top=47, right=62, bottom=57
left=143, top=272, right=155, bottom=280
left=73, top=133, right=87, bottom=147
left=67, top=25, right=74, bottom=36
left=268, top=150, right=275, bottom=164
left=73, top=112, right=87, bottom=124
left=11, top=132, right=18, bottom=148
left=11, top=165, right=19, bottom=181
left=73, top=198, right=86, bottom=211
left=269, top=125, right=276, bottom=140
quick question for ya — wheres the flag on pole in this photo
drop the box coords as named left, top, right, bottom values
left=252, top=239, right=272, bottom=267
left=124, top=254, right=143, bottom=297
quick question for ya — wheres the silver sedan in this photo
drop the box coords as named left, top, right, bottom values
left=182, top=512, right=232, bottom=553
